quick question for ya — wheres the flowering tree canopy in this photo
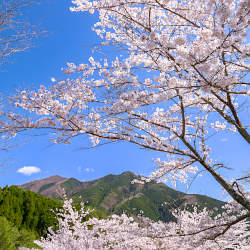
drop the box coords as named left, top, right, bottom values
left=34, top=197, right=249, bottom=250
left=1, top=0, right=249, bottom=247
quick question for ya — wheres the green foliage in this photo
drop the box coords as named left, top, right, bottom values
left=38, top=183, right=54, bottom=193
left=0, top=216, right=40, bottom=250
left=61, top=178, right=81, bottom=193
left=69, top=172, right=224, bottom=222
left=195, top=194, right=224, bottom=210
left=0, top=185, right=62, bottom=237
left=14, top=228, right=39, bottom=249
left=0, top=216, right=17, bottom=249
left=0, top=184, right=107, bottom=245
left=72, top=203, right=107, bottom=222
left=19, top=171, right=225, bottom=225
left=116, top=195, right=160, bottom=221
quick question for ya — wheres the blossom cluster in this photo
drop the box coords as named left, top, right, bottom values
left=33, top=197, right=250, bottom=250
left=1, top=0, right=249, bottom=245
left=3, top=0, right=248, bottom=177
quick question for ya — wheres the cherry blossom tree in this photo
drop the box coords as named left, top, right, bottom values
left=1, top=0, right=249, bottom=246
left=34, top=197, right=249, bottom=250
left=0, top=0, right=41, bottom=65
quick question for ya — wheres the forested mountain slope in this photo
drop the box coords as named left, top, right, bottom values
left=19, top=171, right=224, bottom=222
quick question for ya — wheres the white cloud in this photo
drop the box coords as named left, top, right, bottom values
left=17, top=166, right=41, bottom=176
left=84, top=167, right=94, bottom=173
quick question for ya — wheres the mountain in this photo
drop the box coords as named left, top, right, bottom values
left=19, top=171, right=225, bottom=222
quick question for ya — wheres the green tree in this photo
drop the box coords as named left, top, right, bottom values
left=0, top=185, right=62, bottom=237
left=0, top=216, right=17, bottom=250
left=0, top=216, right=40, bottom=250
left=15, top=228, right=39, bottom=249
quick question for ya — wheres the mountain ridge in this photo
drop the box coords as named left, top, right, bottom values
left=19, top=171, right=224, bottom=222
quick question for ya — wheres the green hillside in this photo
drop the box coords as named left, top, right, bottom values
left=0, top=184, right=107, bottom=247
left=71, top=172, right=224, bottom=221
left=0, top=216, right=39, bottom=250
left=61, top=178, right=82, bottom=193
left=0, top=185, right=62, bottom=237
left=19, top=171, right=225, bottom=222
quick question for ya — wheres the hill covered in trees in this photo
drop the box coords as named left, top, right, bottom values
left=0, top=185, right=61, bottom=237
left=0, top=216, right=39, bottom=250
left=19, top=171, right=225, bottom=222
left=0, top=172, right=231, bottom=249
left=0, top=184, right=107, bottom=249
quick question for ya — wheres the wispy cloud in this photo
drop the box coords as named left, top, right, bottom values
left=84, top=167, right=94, bottom=173
left=17, top=166, right=41, bottom=176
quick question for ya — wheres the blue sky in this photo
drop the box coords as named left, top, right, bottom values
left=0, top=0, right=249, bottom=201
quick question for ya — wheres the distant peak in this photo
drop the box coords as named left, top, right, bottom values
left=47, top=175, right=64, bottom=179
left=121, top=171, right=136, bottom=176
left=19, top=175, right=67, bottom=186
left=36, top=175, right=67, bottom=182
